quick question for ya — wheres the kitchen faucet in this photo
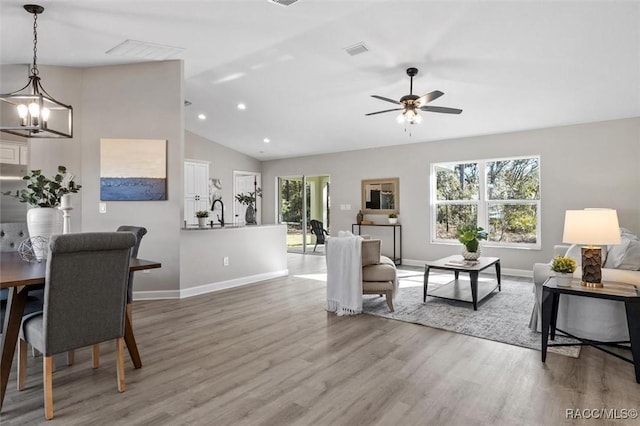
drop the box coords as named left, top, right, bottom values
left=211, top=199, right=224, bottom=226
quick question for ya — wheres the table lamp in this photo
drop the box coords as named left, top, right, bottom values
left=562, top=209, right=621, bottom=287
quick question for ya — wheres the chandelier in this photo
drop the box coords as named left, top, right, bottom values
left=0, top=4, right=73, bottom=138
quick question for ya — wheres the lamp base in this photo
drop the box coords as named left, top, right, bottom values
left=580, top=246, right=602, bottom=287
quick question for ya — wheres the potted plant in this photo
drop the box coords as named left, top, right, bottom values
left=2, top=166, right=81, bottom=259
left=195, top=210, right=209, bottom=227
left=457, top=224, right=488, bottom=260
left=235, top=187, right=262, bottom=225
left=388, top=213, right=398, bottom=225
left=551, top=256, right=577, bottom=287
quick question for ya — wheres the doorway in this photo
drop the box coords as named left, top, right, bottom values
left=233, top=171, right=261, bottom=225
left=277, top=175, right=330, bottom=254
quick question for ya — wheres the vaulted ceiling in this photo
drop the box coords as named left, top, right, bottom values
left=2, top=1, right=639, bottom=160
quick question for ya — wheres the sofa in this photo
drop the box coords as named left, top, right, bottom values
left=529, top=229, right=640, bottom=341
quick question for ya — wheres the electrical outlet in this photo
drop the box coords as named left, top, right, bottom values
left=223, top=256, right=229, bottom=266
left=99, top=202, right=107, bottom=213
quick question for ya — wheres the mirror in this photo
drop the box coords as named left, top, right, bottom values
left=361, top=178, right=399, bottom=215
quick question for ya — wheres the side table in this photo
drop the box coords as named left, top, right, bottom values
left=541, top=277, right=640, bottom=384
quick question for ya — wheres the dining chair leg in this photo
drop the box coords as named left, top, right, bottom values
left=92, top=344, right=100, bottom=369
left=126, top=303, right=133, bottom=326
left=116, top=337, right=126, bottom=392
left=67, top=350, right=74, bottom=366
left=43, top=356, right=54, bottom=420
left=17, top=339, right=27, bottom=391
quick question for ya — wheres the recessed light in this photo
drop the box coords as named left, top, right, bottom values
left=263, top=138, right=270, bottom=143
left=237, top=103, right=247, bottom=110
left=198, top=114, right=206, bottom=120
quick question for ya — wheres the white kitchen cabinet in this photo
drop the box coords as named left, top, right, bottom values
left=184, top=160, right=210, bottom=226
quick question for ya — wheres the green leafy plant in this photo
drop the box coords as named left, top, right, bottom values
left=551, top=256, right=577, bottom=274
left=2, top=166, right=81, bottom=208
left=195, top=210, right=209, bottom=218
left=235, top=187, right=263, bottom=207
left=388, top=213, right=398, bottom=219
left=457, top=224, right=488, bottom=252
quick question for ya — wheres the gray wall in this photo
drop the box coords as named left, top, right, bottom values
left=184, top=130, right=261, bottom=223
left=262, top=117, right=640, bottom=271
left=80, top=61, right=184, bottom=293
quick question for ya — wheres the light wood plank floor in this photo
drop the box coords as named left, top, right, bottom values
left=1, top=254, right=638, bottom=425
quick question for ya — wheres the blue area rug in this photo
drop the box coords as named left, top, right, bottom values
left=362, top=271, right=580, bottom=358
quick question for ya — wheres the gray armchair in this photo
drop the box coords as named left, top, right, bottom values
left=17, top=232, right=135, bottom=420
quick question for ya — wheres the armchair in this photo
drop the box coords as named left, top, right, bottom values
left=362, top=239, right=397, bottom=312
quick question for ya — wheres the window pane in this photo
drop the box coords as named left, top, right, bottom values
left=435, top=204, right=478, bottom=240
left=488, top=203, right=537, bottom=243
left=486, top=158, right=539, bottom=200
left=435, top=163, right=479, bottom=201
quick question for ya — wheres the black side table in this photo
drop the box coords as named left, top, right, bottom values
left=541, top=277, right=640, bottom=384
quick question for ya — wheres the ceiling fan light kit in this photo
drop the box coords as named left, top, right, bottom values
left=366, top=67, right=461, bottom=127
left=0, top=4, right=73, bottom=138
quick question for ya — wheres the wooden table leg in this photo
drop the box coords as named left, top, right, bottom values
left=123, top=303, right=142, bottom=369
left=469, top=270, right=479, bottom=310
left=624, top=301, right=640, bottom=383
left=423, top=266, right=430, bottom=303
left=0, top=286, right=28, bottom=410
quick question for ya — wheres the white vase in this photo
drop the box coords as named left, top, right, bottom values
left=462, top=246, right=481, bottom=261
left=554, top=273, right=573, bottom=287
left=197, top=217, right=207, bottom=227
left=388, top=218, right=398, bottom=225
left=26, top=207, right=63, bottom=260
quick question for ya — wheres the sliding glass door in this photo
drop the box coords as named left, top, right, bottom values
left=278, top=175, right=330, bottom=254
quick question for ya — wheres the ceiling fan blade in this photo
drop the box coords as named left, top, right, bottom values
left=420, top=105, right=462, bottom=114
left=416, top=90, right=444, bottom=105
left=365, top=108, right=404, bottom=116
left=371, top=95, right=400, bottom=105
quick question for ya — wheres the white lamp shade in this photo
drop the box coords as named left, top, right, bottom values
left=562, top=209, right=621, bottom=245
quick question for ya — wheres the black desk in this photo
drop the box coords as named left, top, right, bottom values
left=541, top=277, right=640, bottom=384
left=351, top=223, right=402, bottom=265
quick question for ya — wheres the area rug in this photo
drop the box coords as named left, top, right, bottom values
left=362, top=271, right=581, bottom=358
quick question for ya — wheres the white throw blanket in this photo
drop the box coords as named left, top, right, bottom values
left=326, top=232, right=363, bottom=316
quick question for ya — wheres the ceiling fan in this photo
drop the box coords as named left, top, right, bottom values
left=366, top=67, right=462, bottom=124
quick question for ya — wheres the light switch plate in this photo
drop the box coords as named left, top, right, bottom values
left=99, top=202, right=107, bottom=213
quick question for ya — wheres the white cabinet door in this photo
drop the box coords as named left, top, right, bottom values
left=0, top=143, right=21, bottom=164
left=184, top=161, right=210, bottom=226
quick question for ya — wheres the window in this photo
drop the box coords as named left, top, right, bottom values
left=431, top=156, right=540, bottom=248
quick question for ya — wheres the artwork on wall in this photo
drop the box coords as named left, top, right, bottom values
left=100, top=138, right=167, bottom=201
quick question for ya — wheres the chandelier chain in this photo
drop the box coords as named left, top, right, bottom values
left=31, top=11, right=39, bottom=76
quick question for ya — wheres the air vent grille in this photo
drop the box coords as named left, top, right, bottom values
left=268, top=0, right=299, bottom=7
left=106, top=40, right=185, bottom=60
left=344, top=42, right=369, bottom=56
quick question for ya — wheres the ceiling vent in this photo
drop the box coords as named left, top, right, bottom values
left=106, top=40, right=185, bottom=60
left=268, top=0, right=300, bottom=7
left=344, top=42, right=369, bottom=56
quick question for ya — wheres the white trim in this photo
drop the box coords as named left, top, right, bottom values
left=132, top=269, right=289, bottom=301
left=401, top=258, right=532, bottom=278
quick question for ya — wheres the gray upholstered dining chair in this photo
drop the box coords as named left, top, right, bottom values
left=89, top=226, right=147, bottom=366
left=17, top=232, right=135, bottom=420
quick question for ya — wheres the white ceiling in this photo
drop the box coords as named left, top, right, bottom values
left=1, top=1, right=639, bottom=160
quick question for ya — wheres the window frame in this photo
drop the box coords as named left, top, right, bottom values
left=430, top=155, right=541, bottom=250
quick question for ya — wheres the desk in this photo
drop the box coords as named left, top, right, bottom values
left=541, top=277, right=640, bottom=384
left=351, top=223, right=402, bottom=265
left=0, top=252, right=161, bottom=409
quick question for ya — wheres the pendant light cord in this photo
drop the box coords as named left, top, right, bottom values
left=31, top=11, right=39, bottom=76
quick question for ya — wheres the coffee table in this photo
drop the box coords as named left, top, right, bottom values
left=423, top=255, right=501, bottom=310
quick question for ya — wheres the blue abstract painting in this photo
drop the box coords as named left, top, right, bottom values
left=100, top=139, right=167, bottom=201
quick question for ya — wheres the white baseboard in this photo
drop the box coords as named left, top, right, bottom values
left=401, top=258, right=532, bottom=278
left=132, top=269, right=289, bottom=301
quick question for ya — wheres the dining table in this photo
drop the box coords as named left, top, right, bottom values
left=0, top=251, right=161, bottom=409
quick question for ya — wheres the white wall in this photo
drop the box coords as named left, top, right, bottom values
left=262, top=117, right=640, bottom=271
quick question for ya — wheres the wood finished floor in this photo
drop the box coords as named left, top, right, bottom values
left=1, top=254, right=638, bottom=425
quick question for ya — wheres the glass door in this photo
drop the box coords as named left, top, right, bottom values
left=278, top=175, right=330, bottom=254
